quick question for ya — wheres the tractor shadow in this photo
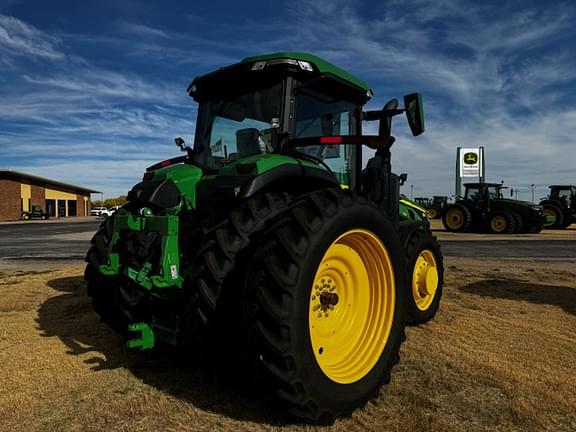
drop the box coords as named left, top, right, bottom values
left=36, top=275, right=294, bottom=425
left=460, top=278, right=576, bottom=316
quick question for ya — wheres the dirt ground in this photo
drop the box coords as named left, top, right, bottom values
left=1, top=254, right=575, bottom=432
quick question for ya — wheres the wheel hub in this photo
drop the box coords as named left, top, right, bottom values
left=412, top=250, right=438, bottom=311
left=312, top=279, right=338, bottom=317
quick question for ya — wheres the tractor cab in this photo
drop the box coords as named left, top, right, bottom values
left=463, top=183, right=504, bottom=203
left=181, top=52, right=424, bottom=215
left=540, top=185, right=576, bottom=228
left=548, top=185, right=576, bottom=209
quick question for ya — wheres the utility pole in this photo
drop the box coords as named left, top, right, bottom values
left=410, top=184, right=414, bottom=200
left=531, top=184, right=535, bottom=203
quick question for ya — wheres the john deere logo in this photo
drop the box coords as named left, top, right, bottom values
left=464, top=152, right=478, bottom=165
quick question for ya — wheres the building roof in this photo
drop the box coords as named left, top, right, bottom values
left=0, top=169, right=100, bottom=194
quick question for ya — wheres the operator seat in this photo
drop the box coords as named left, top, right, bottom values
left=236, top=128, right=263, bottom=157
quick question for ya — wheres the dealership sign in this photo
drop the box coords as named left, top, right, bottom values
left=460, top=147, right=482, bottom=177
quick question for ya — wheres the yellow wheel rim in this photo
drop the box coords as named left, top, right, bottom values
left=490, top=215, right=507, bottom=232
left=412, top=250, right=439, bottom=311
left=445, top=209, right=464, bottom=230
left=308, top=229, right=395, bottom=384
left=543, top=208, right=556, bottom=227
left=427, top=208, right=438, bottom=219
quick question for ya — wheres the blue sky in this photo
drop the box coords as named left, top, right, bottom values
left=0, top=0, right=575, bottom=200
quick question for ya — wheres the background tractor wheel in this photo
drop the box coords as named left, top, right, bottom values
left=248, top=189, right=407, bottom=424
left=509, top=211, right=523, bottom=233
left=489, top=211, right=516, bottom=234
left=442, top=204, right=472, bottom=232
left=543, top=204, right=564, bottom=228
left=427, top=207, right=440, bottom=219
left=405, top=230, right=443, bottom=325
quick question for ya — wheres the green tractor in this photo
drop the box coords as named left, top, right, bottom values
left=540, top=185, right=576, bottom=229
left=443, top=182, right=545, bottom=233
left=413, top=197, right=431, bottom=210
left=426, top=195, right=448, bottom=219
left=85, top=52, right=443, bottom=423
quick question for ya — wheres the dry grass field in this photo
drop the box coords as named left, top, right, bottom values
left=1, top=253, right=575, bottom=432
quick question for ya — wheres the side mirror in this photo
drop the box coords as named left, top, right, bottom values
left=403, top=93, right=425, bottom=136
left=175, top=137, right=186, bottom=151
left=398, top=173, right=408, bottom=185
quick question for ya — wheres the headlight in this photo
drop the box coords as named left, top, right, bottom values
left=530, top=205, right=542, bottom=211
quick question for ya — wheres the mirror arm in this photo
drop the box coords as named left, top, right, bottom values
left=362, top=108, right=405, bottom=121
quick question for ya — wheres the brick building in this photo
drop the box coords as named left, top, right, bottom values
left=0, top=170, right=99, bottom=221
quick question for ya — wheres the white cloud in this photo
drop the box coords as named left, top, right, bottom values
left=0, top=14, right=64, bottom=59
left=1, top=2, right=575, bottom=199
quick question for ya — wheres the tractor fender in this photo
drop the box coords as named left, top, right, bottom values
left=237, top=164, right=339, bottom=199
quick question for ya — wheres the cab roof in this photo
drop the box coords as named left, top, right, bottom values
left=189, top=52, right=371, bottom=102
left=241, top=52, right=371, bottom=93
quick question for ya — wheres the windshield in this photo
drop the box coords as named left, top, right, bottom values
left=294, top=86, right=358, bottom=184
left=488, top=186, right=503, bottom=199
left=193, top=82, right=283, bottom=171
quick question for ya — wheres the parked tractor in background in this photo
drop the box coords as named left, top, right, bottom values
left=84, top=52, right=443, bottom=423
left=414, top=197, right=431, bottom=208
left=443, top=182, right=544, bottom=233
left=540, top=185, right=576, bottom=229
left=426, top=195, right=448, bottom=219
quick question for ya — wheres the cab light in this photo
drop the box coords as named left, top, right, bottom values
left=297, top=60, right=313, bottom=71
left=161, top=160, right=171, bottom=167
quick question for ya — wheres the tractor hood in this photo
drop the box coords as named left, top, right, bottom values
left=498, top=198, right=538, bottom=207
left=128, top=163, right=203, bottom=209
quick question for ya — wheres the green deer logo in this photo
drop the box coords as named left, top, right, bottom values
left=464, top=152, right=478, bottom=165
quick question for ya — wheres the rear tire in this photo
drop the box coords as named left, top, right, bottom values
left=406, top=230, right=443, bottom=325
left=181, top=192, right=292, bottom=343
left=509, top=211, right=523, bottom=233
left=489, top=211, right=516, bottom=234
left=248, top=189, right=407, bottom=424
left=442, top=204, right=472, bottom=232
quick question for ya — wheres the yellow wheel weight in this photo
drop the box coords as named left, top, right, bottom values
left=490, top=215, right=507, bottom=233
left=412, top=250, right=439, bottom=311
left=445, top=208, right=464, bottom=230
left=308, top=229, right=395, bottom=384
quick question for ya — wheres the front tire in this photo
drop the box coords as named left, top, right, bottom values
left=442, top=204, right=472, bottom=232
left=427, top=207, right=439, bottom=219
left=249, top=189, right=407, bottom=424
left=406, top=230, right=443, bottom=325
left=543, top=204, right=564, bottom=228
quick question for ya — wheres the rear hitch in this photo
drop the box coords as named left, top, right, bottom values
left=126, top=322, right=155, bottom=350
